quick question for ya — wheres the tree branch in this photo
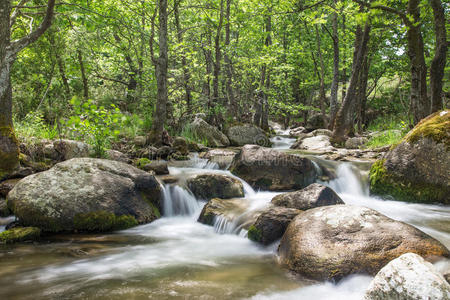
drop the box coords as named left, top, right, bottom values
left=9, top=0, right=56, bottom=55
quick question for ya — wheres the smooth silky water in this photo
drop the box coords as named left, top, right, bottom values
left=0, top=136, right=449, bottom=299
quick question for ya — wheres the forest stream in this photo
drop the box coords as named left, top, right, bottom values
left=0, top=134, right=449, bottom=300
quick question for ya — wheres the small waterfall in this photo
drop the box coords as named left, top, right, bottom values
left=311, top=161, right=323, bottom=177
left=162, top=185, right=201, bottom=217
left=190, top=153, right=219, bottom=170
left=327, top=163, right=368, bottom=196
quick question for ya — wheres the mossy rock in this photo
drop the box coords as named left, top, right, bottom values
left=135, top=158, right=152, bottom=169
left=369, top=111, right=450, bottom=204
left=247, top=225, right=262, bottom=242
left=0, top=227, right=41, bottom=244
left=74, top=211, right=138, bottom=232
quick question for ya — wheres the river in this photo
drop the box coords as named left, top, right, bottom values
left=0, top=134, right=448, bottom=299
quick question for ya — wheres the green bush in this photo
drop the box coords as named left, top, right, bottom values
left=14, top=111, right=60, bottom=141
left=67, top=97, right=125, bottom=157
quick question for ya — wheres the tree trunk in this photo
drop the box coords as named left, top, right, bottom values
left=407, top=0, right=429, bottom=124
left=1, top=0, right=56, bottom=176
left=77, top=50, right=89, bottom=99
left=203, top=30, right=213, bottom=112
left=315, top=24, right=327, bottom=128
left=260, top=11, right=272, bottom=131
left=356, top=56, right=369, bottom=132
left=212, top=0, right=224, bottom=127
left=429, top=0, right=447, bottom=113
left=224, top=0, right=236, bottom=118
left=329, top=4, right=339, bottom=130
left=149, top=0, right=168, bottom=146
left=174, top=0, right=192, bottom=113
left=332, top=23, right=371, bottom=144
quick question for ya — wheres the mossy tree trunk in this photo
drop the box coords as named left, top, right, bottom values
left=0, top=0, right=56, bottom=177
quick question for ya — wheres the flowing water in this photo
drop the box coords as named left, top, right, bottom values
left=0, top=135, right=449, bottom=299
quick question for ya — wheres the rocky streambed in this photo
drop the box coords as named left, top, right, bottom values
left=0, top=118, right=449, bottom=299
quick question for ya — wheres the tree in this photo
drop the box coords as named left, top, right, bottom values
left=0, top=0, right=56, bottom=176
left=149, top=0, right=169, bottom=146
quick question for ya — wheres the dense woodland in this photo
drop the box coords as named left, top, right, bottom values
left=0, top=0, right=448, bottom=174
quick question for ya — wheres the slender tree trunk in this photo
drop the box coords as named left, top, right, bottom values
left=260, top=11, right=272, bottom=131
left=174, top=0, right=192, bottom=113
left=407, top=0, right=429, bottom=124
left=429, top=0, right=447, bottom=113
left=357, top=57, right=369, bottom=132
left=77, top=50, right=89, bottom=99
left=149, top=0, right=168, bottom=146
left=329, top=3, right=339, bottom=130
left=315, top=24, right=327, bottom=128
left=341, top=15, right=347, bottom=101
left=332, top=23, right=371, bottom=144
left=224, top=0, right=236, bottom=118
left=203, top=30, right=213, bottom=112
left=56, top=54, right=70, bottom=99
left=212, top=0, right=224, bottom=126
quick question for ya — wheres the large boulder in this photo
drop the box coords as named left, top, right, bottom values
left=7, top=158, right=162, bottom=232
left=306, top=113, right=329, bottom=131
left=271, top=183, right=344, bottom=210
left=189, top=117, right=230, bottom=147
left=289, top=127, right=307, bottom=137
left=227, top=124, right=271, bottom=147
left=229, top=145, right=317, bottom=191
left=369, top=110, right=450, bottom=204
left=187, top=173, right=244, bottom=200
left=248, top=206, right=301, bottom=245
left=201, top=149, right=236, bottom=169
left=364, top=253, right=450, bottom=300
left=172, top=137, right=189, bottom=155
left=278, top=205, right=449, bottom=281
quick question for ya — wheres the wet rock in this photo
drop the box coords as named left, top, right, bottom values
left=345, top=137, right=369, bottom=149
left=293, top=135, right=335, bottom=153
left=187, top=173, right=244, bottom=200
left=142, top=160, right=169, bottom=175
left=271, top=183, right=344, bottom=210
left=370, top=110, right=450, bottom=204
left=53, top=139, right=90, bottom=160
left=172, top=137, right=189, bottom=155
left=289, top=127, right=307, bottom=137
left=445, top=273, right=450, bottom=285
left=0, top=178, right=20, bottom=197
left=106, top=150, right=130, bottom=164
left=7, top=158, right=162, bottom=232
left=227, top=124, right=271, bottom=147
left=0, top=227, right=41, bottom=244
left=156, top=146, right=172, bottom=159
left=230, top=145, right=317, bottom=191
left=201, top=149, right=236, bottom=169
left=248, top=206, right=301, bottom=245
left=364, top=253, right=450, bottom=300
left=197, top=198, right=244, bottom=226
left=160, top=175, right=179, bottom=184
left=189, top=117, right=230, bottom=147
left=279, top=205, right=449, bottom=281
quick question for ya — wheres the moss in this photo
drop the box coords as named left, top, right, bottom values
left=0, top=227, right=41, bottom=244
left=73, top=211, right=138, bottom=232
left=369, top=159, right=448, bottom=204
left=135, top=158, right=151, bottom=169
left=247, top=225, right=262, bottom=242
left=148, top=202, right=161, bottom=218
left=404, top=110, right=450, bottom=148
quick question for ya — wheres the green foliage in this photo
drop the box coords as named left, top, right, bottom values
left=366, top=130, right=403, bottom=148
left=136, top=158, right=151, bottom=169
left=0, top=227, right=41, bottom=244
left=247, top=225, right=262, bottom=243
left=14, top=112, right=60, bottom=141
left=67, top=97, right=125, bottom=157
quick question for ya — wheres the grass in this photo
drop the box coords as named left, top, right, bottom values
left=365, top=115, right=409, bottom=148
left=14, top=112, right=61, bottom=142
left=366, top=130, right=403, bottom=148
left=179, top=124, right=208, bottom=146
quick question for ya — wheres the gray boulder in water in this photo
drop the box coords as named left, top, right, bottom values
left=187, top=173, right=244, bottom=200
left=248, top=205, right=301, bottom=245
left=364, top=253, right=450, bottom=300
left=7, top=158, right=162, bottom=232
left=229, top=145, right=317, bottom=191
left=278, top=205, right=449, bottom=281
left=227, top=124, right=271, bottom=147
left=271, top=183, right=344, bottom=210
